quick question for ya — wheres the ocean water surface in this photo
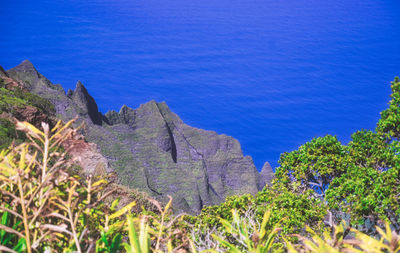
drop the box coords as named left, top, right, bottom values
left=1, top=0, right=400, bottom=169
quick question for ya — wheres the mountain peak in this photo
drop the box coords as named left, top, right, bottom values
left=139, top=100, right=158, bottom=109
left=75, top=80, right=85, bottom=89
left=72, top=81, right=88, bottom=102
left=74, top=80, right=89, bottom=97
left=6, top=60, right=63, bottom=92
left=14, top=60, right=39, bottom=76
left=119, top=104, right=135, bottom=125
left=119, top=104, right=130, bottom=113
left=71, top=80, right=103, bottom=125
left=66, top=89, right=74, bottom=97
left=257, top=161, right=274, bottom=190
left=104, top=104, right=136, bottom=125
left=20, top=59, right=35, bottom=67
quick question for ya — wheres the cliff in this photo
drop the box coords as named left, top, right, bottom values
left=5, top=60, right=274, bottom=213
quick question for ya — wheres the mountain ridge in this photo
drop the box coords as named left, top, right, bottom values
left=4, top=60, right=274, bottom=213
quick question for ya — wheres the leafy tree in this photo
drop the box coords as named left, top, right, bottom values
left=274, top=77, right=400, bottom=230
left=326, top=130, right=400, bottom=227
left=255, top=183, right=327, bottom=235
left=377, top=76, right=400, bottom=138
left=274, top=135, right=349, bottom=199
left=348, top=130, right=397, bottom=170
left=188, top=183, right=327, bottom=237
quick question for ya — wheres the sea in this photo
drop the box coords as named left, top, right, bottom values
left=1, top=0, right=400, bottom=169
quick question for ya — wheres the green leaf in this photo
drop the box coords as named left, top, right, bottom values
left=109, top=200, right=136, bottom=220
left=126, top=215, right=142, bottom=253
left=110, top=233, right=122, bottom=253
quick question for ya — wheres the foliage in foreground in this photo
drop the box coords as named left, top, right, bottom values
left=188, top=183, right=327, bottom=242
left=0, top=119, right=191, bottom=252
left=209, top=209, right=281, bottom=253
left=0, top=122, right=398, bottom=252
left=0, top=119, right=118, bottom=252
left=285, top=219, right=400, bottom=253
left=1, top=77, right=400, bottom=252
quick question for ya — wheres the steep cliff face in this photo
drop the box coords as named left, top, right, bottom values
left=99, top=101, right=263, bottom=212
left=6, top=60, right=274, bottom=213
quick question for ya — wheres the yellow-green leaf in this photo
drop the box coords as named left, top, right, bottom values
left=109, top=201, right=136, bottom=220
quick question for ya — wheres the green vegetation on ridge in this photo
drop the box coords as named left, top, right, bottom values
left=0, top=79, right=55, bottom=115
left=0, top=77, right=55, bottom=149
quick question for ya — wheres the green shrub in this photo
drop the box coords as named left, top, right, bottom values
left=0, top=118, right=26, bottom=150
left=0, top=119, right=127, bottom=252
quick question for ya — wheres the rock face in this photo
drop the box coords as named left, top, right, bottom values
left=7, top=60, right=65, bottom=95
left=257, top=162, right=274, bottom=190
left=5, top=60, right=274, bottom=213
left=69, top=81, right=103, bottom=125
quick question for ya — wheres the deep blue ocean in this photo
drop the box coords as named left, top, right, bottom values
left=1, top=0, right=400, bottom=169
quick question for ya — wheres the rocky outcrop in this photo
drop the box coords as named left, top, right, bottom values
left=12, top=105, right=51, bottom=127
left=68, top=81, right=103, bottom=125
left=257, top=162, right=274, bottom=189
left=62, top=130, right=114, bottom=178
left=7, top=60, right=64, bottom=94
left=0, top=66, right=27, bottom=91
left=5, top=60, right=274, bottom=213
left=6, top=61, right=113, bottom=181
